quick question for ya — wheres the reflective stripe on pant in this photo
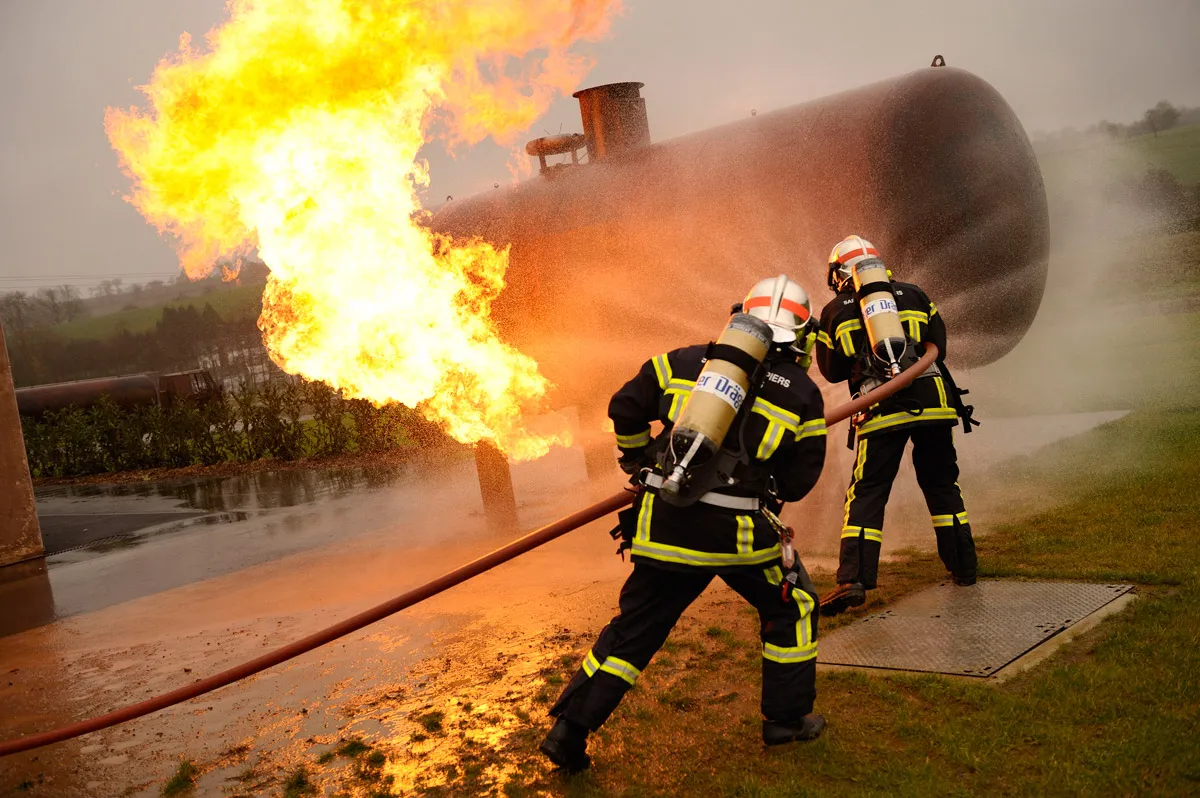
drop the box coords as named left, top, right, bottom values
left=549, top=562, right=818, bottom=731
left=838, top=422, right=976, bottom=588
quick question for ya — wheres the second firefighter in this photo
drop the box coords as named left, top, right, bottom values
left=815, top=235, right=979, bottom=617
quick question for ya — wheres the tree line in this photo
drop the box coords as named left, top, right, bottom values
left=20, top=381, right=454, bottom=479
left=0, top=300, right=261, bottom=388
left=1032, top=100, right=1198, bottom=151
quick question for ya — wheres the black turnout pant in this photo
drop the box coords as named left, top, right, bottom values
left=549, top=561, right=819, bottom=731
left=839, top=422, right=977, bottom=588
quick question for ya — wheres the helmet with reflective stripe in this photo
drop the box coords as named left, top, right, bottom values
left=742, top=274, right=812, bottom=345
left=828, top=234, right=881, bottom=292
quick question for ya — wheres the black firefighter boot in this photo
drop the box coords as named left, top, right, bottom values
left=763, top=714, right=827, bottom=745
left=539, top=717, right=591, bottom=773
left=936, top=521, right=978, bottom=587
left=819, top=582, right=866, bottom=617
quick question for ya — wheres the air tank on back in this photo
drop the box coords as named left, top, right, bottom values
left=432, top=63, right=1049, bottom=440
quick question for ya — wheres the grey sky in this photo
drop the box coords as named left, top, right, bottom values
left=2, top=0, right=1198, bottom=292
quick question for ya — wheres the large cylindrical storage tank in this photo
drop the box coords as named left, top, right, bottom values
left=15, top=374, right=161, bottom=418
left=433, top=66, right=1049, bottom=417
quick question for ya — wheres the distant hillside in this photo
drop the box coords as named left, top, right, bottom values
left=1036, top=124, right=1200, bottom=185
left=51, top=281, right=264, bottom=341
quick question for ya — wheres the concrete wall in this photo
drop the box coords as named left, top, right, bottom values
left=0, top=323, right=43, bottom=567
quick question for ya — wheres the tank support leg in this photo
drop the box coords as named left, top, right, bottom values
left=0, top=323, right=43, bottom=569
left=475, top=441, right=519, bottom=532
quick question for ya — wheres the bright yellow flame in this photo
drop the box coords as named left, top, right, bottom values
left=105, top=0, right=621, bottom=460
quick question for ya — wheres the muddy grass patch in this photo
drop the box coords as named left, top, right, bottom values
left=161, top=760, right=198, bottom=797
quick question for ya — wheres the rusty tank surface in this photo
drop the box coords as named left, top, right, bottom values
left=14, top=370, right=220, bottom=418
left=432, top=65, right=1049, bottom=424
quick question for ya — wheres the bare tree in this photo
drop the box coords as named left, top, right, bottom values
left=37, top=287, right=65, bottom=324
left=58, top=284, right=84, bottom=321
left=0, top=292, right=34, bottom=338
left=1143, top=101, right=1181, bottom=137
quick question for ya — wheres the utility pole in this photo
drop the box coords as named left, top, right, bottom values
left=0, top=321, right=43, bottom=568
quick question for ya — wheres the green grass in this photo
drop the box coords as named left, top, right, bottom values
left=334, top=738, right=371, bottom=758
left=160, top=760, right=198, bottom=797
left=51, top=281, right=264, bottom=341
left=1132, top=123, right=1200, bottom=184
left=414, top=710, right=445, bottom=734
left=282, top=766, right=316, bottom=797
left=1037, top=122, right=1200, bottom=187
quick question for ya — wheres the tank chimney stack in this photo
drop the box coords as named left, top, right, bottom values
left=572, top=82, right=651, bottom=162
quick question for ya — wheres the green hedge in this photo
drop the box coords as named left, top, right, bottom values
left=20, top=380, right=443, bottom=478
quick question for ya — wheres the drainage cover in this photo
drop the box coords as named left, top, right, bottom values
left=818, top=580, right=1133, bottom=677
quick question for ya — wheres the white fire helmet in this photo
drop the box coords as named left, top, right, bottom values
left=828, top=234, right=882, bottom=292
left=741, top=275, right=812, bottom=346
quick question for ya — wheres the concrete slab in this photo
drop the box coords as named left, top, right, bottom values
left=817, top=580, right=1134, bottom=678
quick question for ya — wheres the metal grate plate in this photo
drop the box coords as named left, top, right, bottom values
left=818, top=581, right=1133, bottom=677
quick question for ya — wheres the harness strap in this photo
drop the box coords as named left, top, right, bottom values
left=855, top=280, right=894, bottom=301
left=641, top=473, right=760, bottom=511
left=706, top=342, right=762, bottom=377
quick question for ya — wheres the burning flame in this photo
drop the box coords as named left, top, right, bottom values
left=105, top=0, right=621, bottom=459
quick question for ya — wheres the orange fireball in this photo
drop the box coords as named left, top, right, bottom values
left=104, top=0, right=622, bottom=460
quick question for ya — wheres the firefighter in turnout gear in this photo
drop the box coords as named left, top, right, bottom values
left=815, top=235, right=979, bottom=617
left=540, top=276, right=829, bottom=772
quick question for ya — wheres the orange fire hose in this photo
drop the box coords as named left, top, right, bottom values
left=0, top=345, right=937, bottom=757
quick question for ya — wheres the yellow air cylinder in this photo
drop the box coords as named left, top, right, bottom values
left=659, top=313, right=772, bottom=504
left=852, top=258, right=908, bottom=376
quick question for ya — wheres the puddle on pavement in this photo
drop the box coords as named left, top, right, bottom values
left=7, top=437, right=593, bottom=635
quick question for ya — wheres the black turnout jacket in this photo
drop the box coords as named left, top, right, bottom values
left=609, top=344, right=826, bottom=572
left=816, top=280, right=957, bottom=438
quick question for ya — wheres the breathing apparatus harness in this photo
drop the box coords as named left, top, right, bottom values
left=841, top=275, right=980, bottom=449
left=609, top=342, right=810, bottom=602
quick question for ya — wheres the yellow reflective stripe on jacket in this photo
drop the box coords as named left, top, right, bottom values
left=751, top=398, right=806, bottom=461
left=736, top=514, right=754, bottom=555
left=934, top=376, right=948, bottom=408
left=665, top=378, right=695, bottom=423
left=616, top=429, right=651, bottom=449
left=841, top=526, right=883, bottom=543
left=898, top=310, right=929, bottom=343
left=582, top=650, right=601, bottom=677
left=929, top=302, right=939, bottom=317
left=635, top=493, right=654, bottom=543
left=796, top=418, right=826, bottom=440
left=834, top=318, right=863, bottom=340
left=856, top=406, right=958, bottom=436
left=598, top=655, right=641, bottom=686
left=631, top=538, right=781, bottom=568
left=755, top=420, right=786, bottom=460
left=752, top=397, right=801, bottom=429
left=817, top=330, right=834, bottom=348
left=651, top=353, right=672, bottom=390
left=931, top=512, right=969, bottom=528
left=834, top=318, right=863, bottom=357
